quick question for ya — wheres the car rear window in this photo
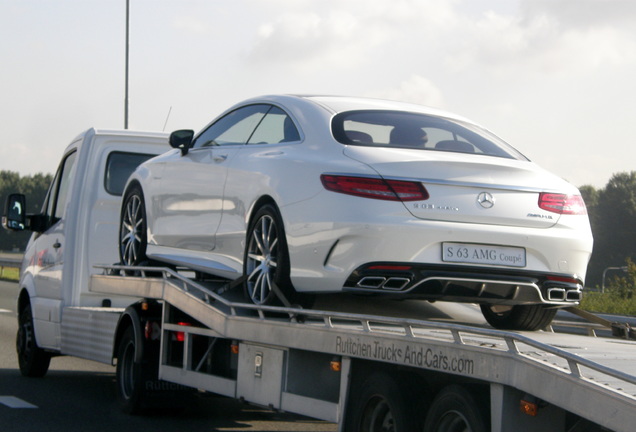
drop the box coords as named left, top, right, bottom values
left=331, top=110, right=527, bottom=160
left=105, top=152, right=156, bottom=196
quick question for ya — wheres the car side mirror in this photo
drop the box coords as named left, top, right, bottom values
left=3, top=193, right=27, bottom=231
left=170, top=129, right=195, bottom=156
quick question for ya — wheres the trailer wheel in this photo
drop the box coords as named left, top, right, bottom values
left=347, top=373, right=417, bottom=432
left=480, top=304, right=557, bottom=331
left=244, top=204, right=295, bottom=306
left=423, top=385, right=487, bottom=432
left=16, top=304, right=51, bottom=377
left=119, top=184, right=148, bottom=268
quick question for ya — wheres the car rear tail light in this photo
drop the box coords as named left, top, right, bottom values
left=545, top=275, right=582, bottom=286
left=538, top=193, right=587, bottom=215
left=321, top=175, right=429, bottom=202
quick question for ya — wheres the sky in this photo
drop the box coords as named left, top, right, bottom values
left=1, top=0, right=635, bottom=189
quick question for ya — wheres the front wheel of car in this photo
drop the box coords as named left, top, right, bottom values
left=243, top=205, right=298, bottom=306
left=480, top=304, right=557, bottom=331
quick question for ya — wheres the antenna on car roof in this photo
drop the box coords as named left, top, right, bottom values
left=163, top=106, right=172, bottom=132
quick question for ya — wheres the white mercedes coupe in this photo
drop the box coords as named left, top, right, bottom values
left=119, top=95, right=593, bottom=330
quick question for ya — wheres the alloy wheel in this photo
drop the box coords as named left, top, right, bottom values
left=245, top=214, right=279, bottom=304
left=120, top=194, right=144, bottom=265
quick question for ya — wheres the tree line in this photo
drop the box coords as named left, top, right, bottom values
left=0, top=169, right=634, bottom=290
left=580, top=171, right=636, bottom=289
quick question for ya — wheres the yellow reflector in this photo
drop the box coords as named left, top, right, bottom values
left=520, top=399, right=539, bottom=416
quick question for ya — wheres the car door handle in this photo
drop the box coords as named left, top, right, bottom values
left=213, top=154, right=228, bottom=162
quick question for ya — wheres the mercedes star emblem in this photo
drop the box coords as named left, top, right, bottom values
left=477, top=192, right=495, bottom=209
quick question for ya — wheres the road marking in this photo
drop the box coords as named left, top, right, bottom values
left=0, top=396, right=38, bottom=409
left=0, top=308, right=12, bottom=314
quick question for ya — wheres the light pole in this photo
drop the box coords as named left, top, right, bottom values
left=601, top=266, right=628, bottom=293
left=124, top=0, right=129, bottom=129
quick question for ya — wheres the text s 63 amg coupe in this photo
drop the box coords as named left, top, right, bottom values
left=119, top=95, right=593, bottom=330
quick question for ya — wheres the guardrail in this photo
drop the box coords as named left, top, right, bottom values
left=0, top=256, right=21, bottom=278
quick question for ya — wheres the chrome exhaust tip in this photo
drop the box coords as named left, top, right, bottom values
left=547, top=287, right=566, bottom=301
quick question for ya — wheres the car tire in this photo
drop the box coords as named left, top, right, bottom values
left=119, top=184, right=148, bottom=267
left=16, top=303, right=51, bottom=377
left=480, top=304, right=557, bottom=331
left=243, top=204, right=299, bottom=306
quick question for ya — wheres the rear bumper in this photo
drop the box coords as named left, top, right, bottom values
left=343, top=263, right=583, bottom=306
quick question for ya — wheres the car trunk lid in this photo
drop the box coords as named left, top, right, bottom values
left=343, top=146, right=574, bottom=228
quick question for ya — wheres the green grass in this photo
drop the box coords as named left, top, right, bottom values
left=580, top=291, right=636, bottom=316
left=0, top=266, right=19, bottom=282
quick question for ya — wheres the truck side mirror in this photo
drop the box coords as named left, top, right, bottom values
left=169, top=129, right=195, bottom=156
left=3, top=193, right=27, bottom=231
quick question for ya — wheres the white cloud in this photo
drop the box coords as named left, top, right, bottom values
left=173, top=16, right=210, bottom=36
left=2, top=0, right=636, bottom=188
left=247, top=0, right=460, bottom=72
left=456, top=3, right=636, bottom=76
left=249, top=10, right=372, bottom=71
left=371, top=75, right=445, bottom=107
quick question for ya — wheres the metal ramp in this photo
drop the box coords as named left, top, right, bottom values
left=90, top=265, right=636, bottom=432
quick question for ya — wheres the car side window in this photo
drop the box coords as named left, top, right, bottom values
left=193, top=104, right=270, bottom=148
left=43, top=150, right=78, bottom=226
left=248, top=106, right=300, bottom=144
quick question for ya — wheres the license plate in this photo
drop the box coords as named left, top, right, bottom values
left=442, top=242, right=526, bottom=267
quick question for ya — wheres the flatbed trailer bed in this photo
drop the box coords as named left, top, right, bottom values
left=73, top=265, right=636, bottom=432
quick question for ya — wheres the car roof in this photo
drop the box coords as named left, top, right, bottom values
left=306, top=95, right=466, bottom=118
left=239, top=94, right=476, bottom=125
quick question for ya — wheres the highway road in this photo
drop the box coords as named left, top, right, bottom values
left=0, top=280, right=337, bottom=432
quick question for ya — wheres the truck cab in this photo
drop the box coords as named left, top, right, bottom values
left=4, top=129, right=167, bottom=354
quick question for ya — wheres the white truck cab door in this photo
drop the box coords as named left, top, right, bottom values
left=30, top=150, right=78, bottom=349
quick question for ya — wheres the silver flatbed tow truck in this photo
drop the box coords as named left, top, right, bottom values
left=77, top=264, right=636, bottom=432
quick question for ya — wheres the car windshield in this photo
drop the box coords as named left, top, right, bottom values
left=331, top=110, right=527, bottom=160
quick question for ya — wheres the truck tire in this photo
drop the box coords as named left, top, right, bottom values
left=16, top=304, right=51, bottom=377
left=480, top=304, right=557, bottom=331
left=119, top=184, right=148, bottom=267
left=116, top=325, right=190, bottom=414
left=346, top=373, right=417, bottom=432
left=423, top=385, right=488, bottom=432
left=116, top=326, right=146, bottom=414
